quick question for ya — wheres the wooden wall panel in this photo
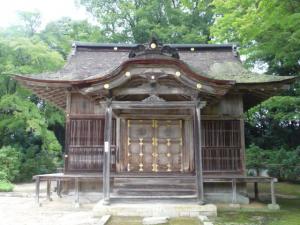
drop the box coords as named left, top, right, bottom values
left=66, top=118, right=116, bottom=172
left=202, top=94, right=243, bottom=116
left=70, top=93, right=104, bottom=115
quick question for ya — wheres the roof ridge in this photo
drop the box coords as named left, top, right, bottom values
left=73, top=41, right=236, bottom=50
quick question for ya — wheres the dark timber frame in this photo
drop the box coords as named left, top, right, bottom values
left=101, top=99, right=206, bottom=205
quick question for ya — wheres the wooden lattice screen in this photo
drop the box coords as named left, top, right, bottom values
left=202, top=120, right=243, bottom=173
left=66, top=118, right=116, bottom=172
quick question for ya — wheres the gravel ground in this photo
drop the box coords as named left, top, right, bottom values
left=0, top=182, right=102, bottom=225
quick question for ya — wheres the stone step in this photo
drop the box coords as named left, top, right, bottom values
left=110, top=194, right=198, bottom=199
left=114, top=184, right=196, bottom=189
left=114, top=190, right=196, bottom=196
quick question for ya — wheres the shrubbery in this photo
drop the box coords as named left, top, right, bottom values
left=0, top=94, right=62, bottom=184
left=0, top=146, right=21, bottom=181
left=246, top=144, right=300, bottom=182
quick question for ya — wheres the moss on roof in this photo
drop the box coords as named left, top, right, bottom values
left=206, top=62, right=295, bottom=83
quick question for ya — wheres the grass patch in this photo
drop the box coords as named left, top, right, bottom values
left=0, top=180, right=14, bottom=192
left=215, top=182, right=300, bottom=225
left=107, top=217, right=201, bottom=225
left=247, top=182, right=300, bottom=198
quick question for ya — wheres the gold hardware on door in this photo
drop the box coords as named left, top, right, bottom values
left=139, top=163, right=143, bottom=172
left=152, top=163, right=158, bottom=172
left=128, top=137, right=131, bottom=146
left=152, top=137, right=157, bottom=146
left=167, top=139, right=171, bottom=146
left=126, top=119, right=183, bottom=173
left=139, top=138, right=143, bottom=146
left=152, top=120, right=158, bottom=128
left=167, top=163, right=172, bottom=172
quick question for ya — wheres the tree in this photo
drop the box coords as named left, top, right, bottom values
left=41, top=17, right=105, bottom=58
left=0, top=25, right=65, bottom=181
left=17, top=11, right=42, bottom=37
left=0, top=94, right=62, bottom=181
left=79, top=0, right=214, bottom=43
left=0, top=146, right=20, bottom=181
left=246, top=96, right=300, bottom=149
left=211, top=0, right=300, bottom=76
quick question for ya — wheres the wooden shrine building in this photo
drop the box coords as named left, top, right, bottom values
left=15, top=38, right=296, bottom=206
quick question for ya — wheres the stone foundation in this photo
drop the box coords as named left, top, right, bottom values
left=60, top=179, right=250, bottom=204
left=93, top=202, right=217, bottom=218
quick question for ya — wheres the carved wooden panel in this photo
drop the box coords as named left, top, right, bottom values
left=126, top=119, right=183, bottom=172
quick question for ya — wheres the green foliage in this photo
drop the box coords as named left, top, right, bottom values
left=0, top=171, right=14, bottom=192
left=267, top=147, right=300, bottom=181
left=0, top=181, right=14, bottom=192
left=0, top=146, right=21, bottom=181
left=17, top=10, right=42, bottom=37
left=246, top=96, right=300, bottom=149
left=40, top=17, right=105, bottom=58
left=246, top=144, right=300, bottom=181
left=79, top=0, right=214, bottom=43
left=0, top=36, right=64, bottom=74
left=246, top=144, right=268, bottom=173
left=0, top=94, right=62, bottom=181
left=211, top=0, right=300, bottom=75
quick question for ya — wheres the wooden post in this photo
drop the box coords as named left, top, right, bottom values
left=46, top=180, right=52, bottom=201
left=267, top=178, right=280, bottom=210
left=254, top=182, right=259, bottom=200
left=103, top=100, right=112, bottom=205
left=64, top=91, right=71, bottom=172
left=116, top=117, right=121, bottom=171
left=194, top=101, right=204, bottom=204
left=35, top=176, right=40, bottom=206
left=74, top=177, right=80, bottom=207
left=232, top=179, right=237, bottom=204
left=270, top=179, right=276, bottom=205
left=57, top=180, right=62, bottom=198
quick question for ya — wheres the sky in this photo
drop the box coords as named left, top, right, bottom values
left=0, top=0, right=93, bottom=28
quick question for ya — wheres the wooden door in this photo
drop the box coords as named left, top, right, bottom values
left=126, top=119, right=183, bottom=172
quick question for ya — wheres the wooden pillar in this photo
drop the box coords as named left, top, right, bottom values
left=103, top=100, right=112, bottom=205
left=74, top=177, right=80, bottom=207
left=35, top=176, right=40, bottom=206
left=56, top=180, right=62, bottom=198
left=254, top=182, right=259, bottom=200
left=270, top=179, right=276, bottom=205
left=116, top=117, right=121, bottom=171
left=64, top=91, right=71, bottom=172
left=46, top=180, right=52, bottom=201
left=232, top=179, right=237, bottom=204
left=194, top=101, right=204, bottom=204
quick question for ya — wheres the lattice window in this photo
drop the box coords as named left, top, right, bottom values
left=202, top=120, right=243, bottom=173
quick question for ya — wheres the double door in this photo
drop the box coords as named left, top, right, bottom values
left=126, top=119, right=183, bottom=172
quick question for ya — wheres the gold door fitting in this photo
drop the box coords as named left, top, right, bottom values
left=152, top=163, right=158, bottom=172
left=139, top=138, right=143, bottom=146
left=127, top=163, right=131, bottom=172
left=128, top=137, right=131, bottom=146
left=139, top=163, right=143, bottom=172
left=152, top=120, right=158, bottom=128
left=167, top=163, right=172, bottom=172
left=167, top=139, right=171, bottom=146
left=152, top=137, right=158, bottom=146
